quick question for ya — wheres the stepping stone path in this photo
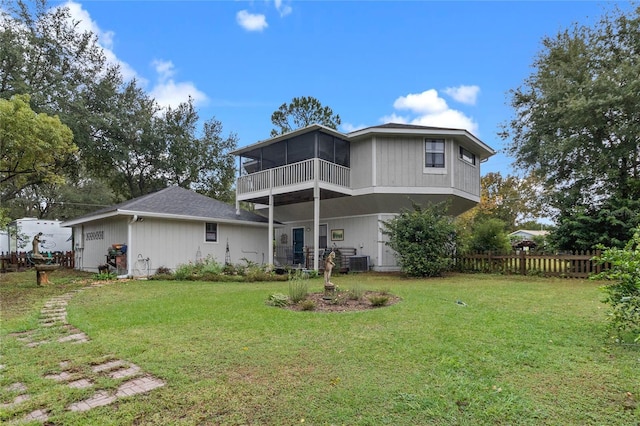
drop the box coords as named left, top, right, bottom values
left=2, top=281, right=165, bottom=424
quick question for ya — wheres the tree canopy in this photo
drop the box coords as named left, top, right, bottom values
left=0, top=94, right=76, bottom=203
left=1, top=0, right=239, bottom=218
left=270, top=96, right=341, bottom=137
left=501, top=6, right=640, bottom=249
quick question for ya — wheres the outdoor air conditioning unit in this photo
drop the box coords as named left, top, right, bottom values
left=349, top=255, right=369, bottom=272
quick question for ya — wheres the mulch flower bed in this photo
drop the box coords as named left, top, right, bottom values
left=285, top=290, right=401, bottom=312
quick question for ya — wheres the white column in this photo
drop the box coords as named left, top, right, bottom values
left=268, top=193, right=274, bottom=266
left=313, top=158, right=320, bottom=271
left=268, top=169, right=274, bottom=266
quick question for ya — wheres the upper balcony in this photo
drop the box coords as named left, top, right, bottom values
left=233, top=126, right=352, bottom=205
left=237, top=158, right=351, bottom=203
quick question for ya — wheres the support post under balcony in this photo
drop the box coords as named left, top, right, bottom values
left=268, top=172, right=274, bottom=267
left=313, top=158, right=320, bottom=271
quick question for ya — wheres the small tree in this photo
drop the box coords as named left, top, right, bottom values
left=382, top=203, right=456, bottom=277
left=468, top=218, right=512, bottom=253
left=270, top=96, right=341, bottom=137
left=593, top=227, right=640, bottom=343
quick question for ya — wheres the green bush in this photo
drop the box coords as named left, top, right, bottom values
left=347, top=283, right=364, bottom=300
left=468, top=218, right=512, bottom=253
left=266, top=293, right=290, bottom=307
left=288, top=271, right=309, bottom=303
left=299, top=299, right=316, bottom=311
left=368, top=295, right=389, bottom=307
left=593, top=227, right=640, bottom=343
left=174, top=262, right=196, bottom=280
left=93, top=272, right=116, bottom=281
left=382, top=202, right=456, bottom=277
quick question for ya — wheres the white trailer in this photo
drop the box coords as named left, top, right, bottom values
left=7, top=218, right=72, bottom=253
left=0, top=230, right=8, bottom=253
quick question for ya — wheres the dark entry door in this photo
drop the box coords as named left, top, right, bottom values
left=292, top=227, right=304, bottom=265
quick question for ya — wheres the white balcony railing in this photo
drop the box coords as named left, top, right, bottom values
left=237, top=158, right=350, bottom=196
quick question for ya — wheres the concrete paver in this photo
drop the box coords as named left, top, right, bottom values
left=92, top=360, right=125, bottom=373
left=7, top=282, right=166, bottom=420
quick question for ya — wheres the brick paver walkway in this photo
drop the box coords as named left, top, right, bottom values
left=2, top=281, right=165, bottom=424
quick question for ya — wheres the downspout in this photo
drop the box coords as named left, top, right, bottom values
left=127, top=215, right=137, bottom=277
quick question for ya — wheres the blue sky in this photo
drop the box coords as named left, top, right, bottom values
left=55, top=0, right=629, bottom=176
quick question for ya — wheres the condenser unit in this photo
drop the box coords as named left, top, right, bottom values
left=348, top=255, right=370, bottom=272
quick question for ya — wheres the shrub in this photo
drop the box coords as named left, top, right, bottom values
left=368, top=295, right=389, bottom=307
left=468, top=218, right=512, bottom=253
left=348, top=283, right=364, bottom=300
left=266, top=293, right=290, bottom=307
left=299, top=300, right=316, bottom=311
left=382, top=202, right=456, bottom=277
left=174, top=262, right=196, bottom=280
left=593, top=228, right=640, bottom=343
left=200, top=256, right=224, bottom=275
left=93, top=272, right=116, bottom=281
left=288, top=271, right=309, bottom=303
left=155, top=266, right=172, bottom=275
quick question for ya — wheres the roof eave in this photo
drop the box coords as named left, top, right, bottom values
left=63, top=209, right=276, bottom=227
left=231, top=123, right=346, bottom=156
left=348, top=126, right=496, bottom=159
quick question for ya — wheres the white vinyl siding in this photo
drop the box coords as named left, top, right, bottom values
left=375, top=136, right=450, bottom=187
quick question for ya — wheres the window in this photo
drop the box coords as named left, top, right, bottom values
left=459, top=147, right=476, bottom=165
left=205, top=223, right=218, bottom=242
left=425, top=139, right=445, bottom=168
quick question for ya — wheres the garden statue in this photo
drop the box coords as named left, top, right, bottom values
left=324, top=250, right=336, bottom=297
left=31, top=232, right=59, bottom=285
left=32, top=232, right=44, bottom=257
left=324, top=250, right=336, bottom=288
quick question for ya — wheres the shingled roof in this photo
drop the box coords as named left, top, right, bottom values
left=62, top=186, right=269, bottom=226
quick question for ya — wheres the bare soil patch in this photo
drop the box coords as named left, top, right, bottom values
left=285, top=291, right=401, bottom=312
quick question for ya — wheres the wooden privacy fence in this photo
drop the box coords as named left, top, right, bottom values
left=456, top=250, right=605, bottom=278
left=0, top=251, right=75, bottom=272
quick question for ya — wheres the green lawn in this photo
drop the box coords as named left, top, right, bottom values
left=1, top=271, right=639, bottom=425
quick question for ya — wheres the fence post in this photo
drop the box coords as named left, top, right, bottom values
left=520, top=250, right=526, bottom=276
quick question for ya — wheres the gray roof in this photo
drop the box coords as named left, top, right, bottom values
left=63, top=186, right=270, bottom=226
left=349, top=123, right=463, bottom=133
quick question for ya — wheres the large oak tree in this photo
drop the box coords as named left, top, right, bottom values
left=501, top=6, right=640, bottom=249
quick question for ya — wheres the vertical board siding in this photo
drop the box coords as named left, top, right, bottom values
left=454, top=156, right=480, bottom=196
left=275, top=215, right=397, bottom=270
left=131, top=218, right=269, bottom=274
left=75, top=218, right=128, bottom=272
left=350, top=141, right=372, bottom=189
left=376, top=137, right=450, bottom=187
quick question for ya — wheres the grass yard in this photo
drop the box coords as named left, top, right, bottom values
left=1, top=271, right=639, bottom=425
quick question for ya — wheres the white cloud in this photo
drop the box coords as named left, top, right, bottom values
left=149, top=60, right=208, bottom=108
left=236, top=10, right=268, bottom=32
left=63, top=1, right=138, bottom=82
left=274, top=0, right=293, bottom=17
left=384, top=89, right=479, bottom=134
left=59, top=2, right=208, bottom=108
left=443, top=85, right=480, bottom=105
left=152, top=59, right=176, bottom=82
left=393, top=89, right=448, bottom=114
left=341, top=122, right=368, bottom=133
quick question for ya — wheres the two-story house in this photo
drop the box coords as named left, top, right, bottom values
left=233, top=123, right=495, bottom=272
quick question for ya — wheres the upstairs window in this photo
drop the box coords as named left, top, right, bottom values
left=460, top=147, right=476, bottom=165
left=205, top=223, right=218, bottom=242
left=425, top=139, right=445, bottom=168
